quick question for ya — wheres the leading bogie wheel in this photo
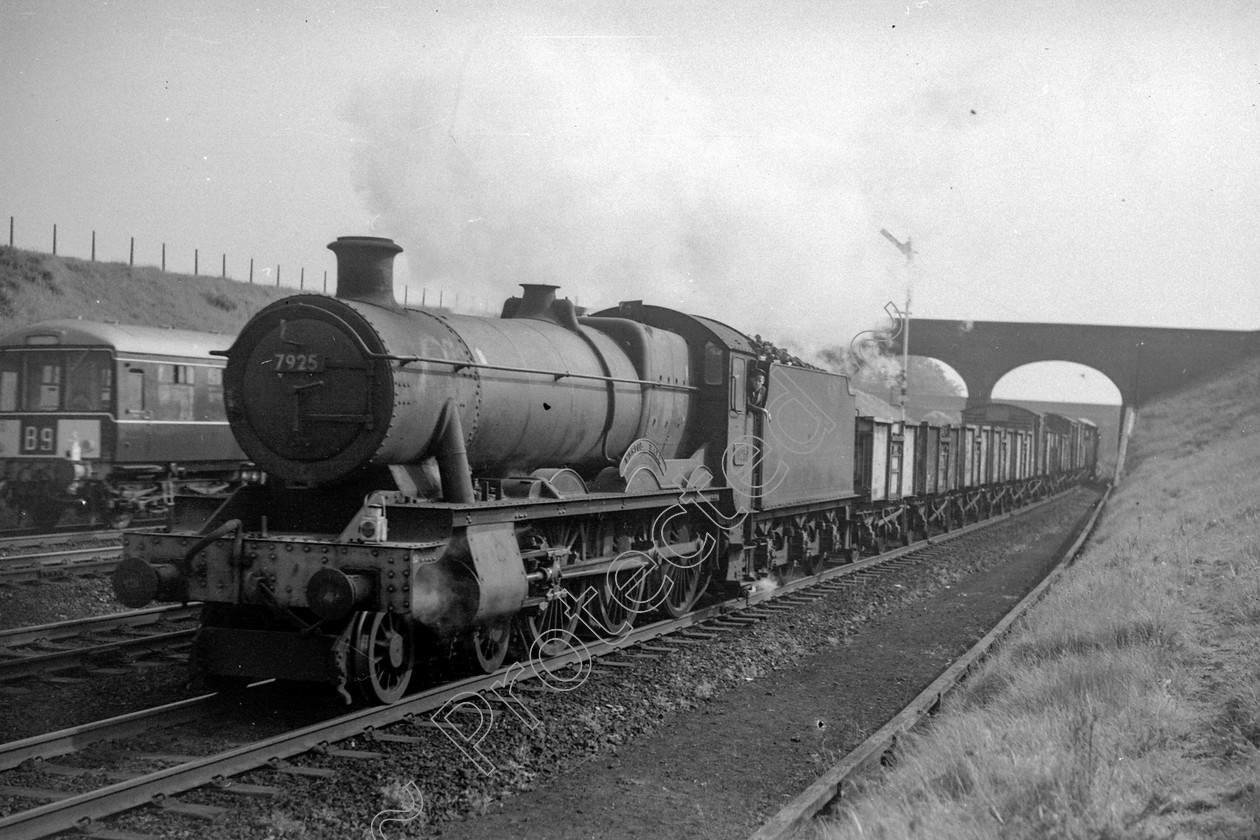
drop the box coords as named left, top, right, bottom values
left=347, top=610, right=415, bottom=704
left=464, top=619, right=512, bottom=674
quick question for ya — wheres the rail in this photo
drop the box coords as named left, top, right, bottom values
left=0, top=489, right=1080, bottom=840
left=748, top=484, right=1114, bottom=840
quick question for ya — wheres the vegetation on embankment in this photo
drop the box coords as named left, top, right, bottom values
left=820, top=353, right=1260, bottom=839
left=0, top=245, right=293, bottom=335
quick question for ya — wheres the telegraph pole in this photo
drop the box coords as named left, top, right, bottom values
left=880, top=228, right=914, bottom=424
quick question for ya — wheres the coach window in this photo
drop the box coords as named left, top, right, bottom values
left=157, top=364, right=195, bottom=421
left=121, top=368, right=146, bottom=415
left=204, top=367, right=225, bottom=421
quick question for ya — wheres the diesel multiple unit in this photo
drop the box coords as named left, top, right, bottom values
left=0, top=320, right=255, bottom=529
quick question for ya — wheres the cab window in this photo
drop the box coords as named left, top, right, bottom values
left=65, top=351, right=113, bottom=411
left=28, top=360, right=61, bottom=411
left=0, top=350, right=113, bottom=412
left=747, top=360, right=767, bottom=408
left=0, top=356, right=18, bottom=411
left=703, top=342, right=723, bottom=386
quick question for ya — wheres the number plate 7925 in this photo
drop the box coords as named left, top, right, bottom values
left=273, top=353, right=324, bottom=373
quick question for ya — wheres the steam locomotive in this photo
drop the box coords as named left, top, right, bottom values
left=113, top=236, right=1098, bottom=704
left=0, top=320, right=258, bottom=530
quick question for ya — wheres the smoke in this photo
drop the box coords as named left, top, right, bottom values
left=341, top=21, right=895, bottom=343
left=747, top=575, right=781, bottom=596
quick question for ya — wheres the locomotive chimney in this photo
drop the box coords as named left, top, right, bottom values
left=327, top=236, right=403, bottom=309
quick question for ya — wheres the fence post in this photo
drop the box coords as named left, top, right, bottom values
left=195, top=249, right=199, bottom=275
left=222, top=254, right=226, bottom=278
left=276, top=265, right=280, bottom=288
left=323, top=270, right=327, bottom=293
left=92, top=231, right=96, bottom=261
left=404, top=287, right=408, bottom=305
left=422, top=288, right=427, bottom=306
left=130, top=237, right=135, bottom=266
left=52, top=224, right=57, bottom=255
left=249, top=258, right=254, bottom=283
left=300, top=267, right=304, bottom=290
left=162, top=243, right=166, bottom=271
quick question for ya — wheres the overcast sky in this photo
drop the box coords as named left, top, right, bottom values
left=2, top=1, right=1256, bottom=402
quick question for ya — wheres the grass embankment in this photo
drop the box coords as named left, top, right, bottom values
left=0, top=245, right=291, bottom=335
left=821, top=353, right=1260, bottom=839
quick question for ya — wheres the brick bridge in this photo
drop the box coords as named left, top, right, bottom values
left=901, top=319, right=1260, bottom=410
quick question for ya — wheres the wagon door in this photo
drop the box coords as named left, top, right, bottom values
left=887, top=424, right=903, bottom=501
left=901, top=424, right=917, bottom=499
left=871, top=421, right=889, bottom=501
left=936, top=427, right=952, bottom=491
left=924, top=425, right=940, bottom=494
left=962, top=426, right=976, bottom=487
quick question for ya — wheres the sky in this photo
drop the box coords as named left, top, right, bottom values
left=2, top=0, right=1257, bottom=404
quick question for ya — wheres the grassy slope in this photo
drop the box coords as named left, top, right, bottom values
left=822, top=353, right=1260, bottom=839
left=0, top=246, right=296, bottom=616
left=0, top=246, right=292, bottom=335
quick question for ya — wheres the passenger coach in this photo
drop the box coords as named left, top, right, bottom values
left=0, top=319, right=253, bottom=528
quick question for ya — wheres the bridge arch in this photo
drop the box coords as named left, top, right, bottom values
left=991, top=361, right=1124, bottom=470
left=992, top=361, right=1122, bottom=406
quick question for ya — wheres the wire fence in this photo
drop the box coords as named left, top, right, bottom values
left=3, top=214, right=500, bottom=311
left=5, top=214, right=332, bottom=293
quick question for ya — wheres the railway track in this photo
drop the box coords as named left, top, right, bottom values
left=0, top=605, right=200, bottom=685
left=0, top=531, right=124, bottom=584
left=0, top=490, right=1084, bottom=840
left=750, top=484, right=1113, bottom=840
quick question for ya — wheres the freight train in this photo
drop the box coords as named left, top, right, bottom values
left=112, top=236, right=1098, bottom=704
left=0, top=320, right=258, bottom=529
